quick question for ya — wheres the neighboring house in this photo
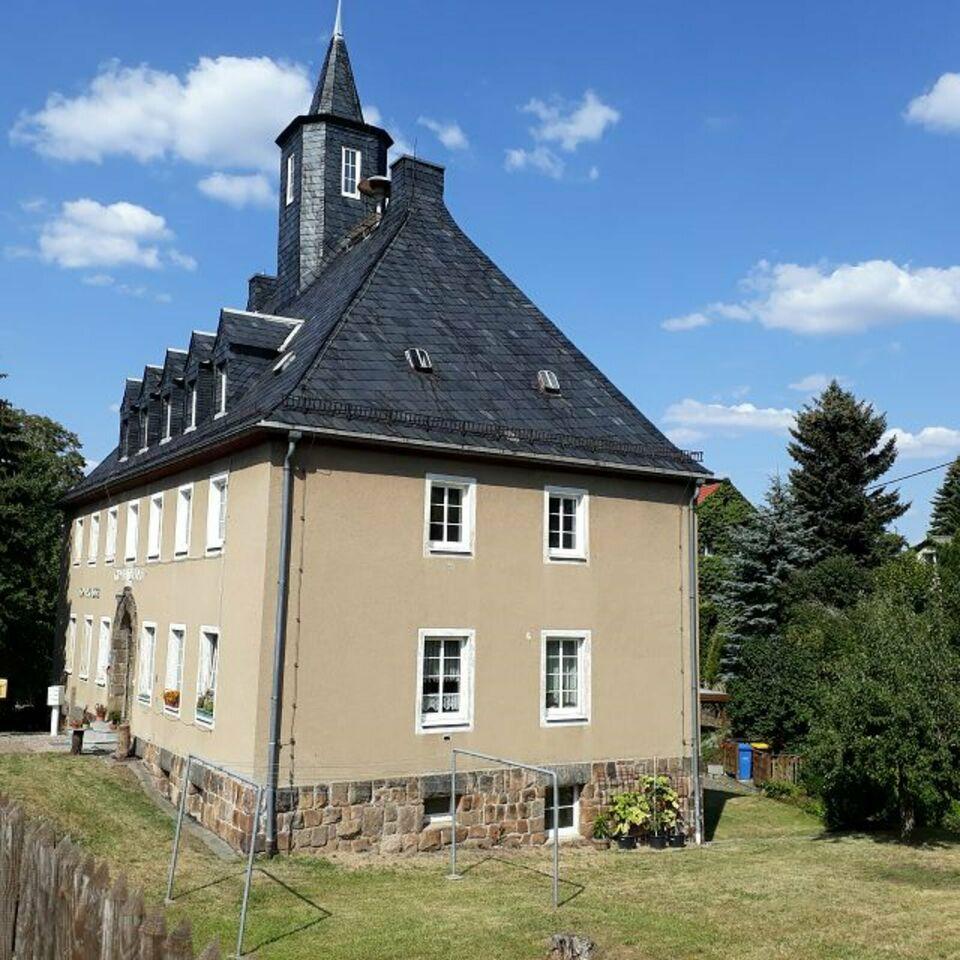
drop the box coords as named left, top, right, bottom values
left=913, top=535, right=951, bottom=565
left=58, top=13, right=711, bottom=855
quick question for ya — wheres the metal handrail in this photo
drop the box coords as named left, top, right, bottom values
left=447, top=748, right=560, bottom=909
left=165, top=754, right=264, bottom=958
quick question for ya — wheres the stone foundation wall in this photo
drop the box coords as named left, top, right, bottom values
left=137, top=740, right=691, bottom=855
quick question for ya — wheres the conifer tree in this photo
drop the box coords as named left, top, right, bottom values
left=788, top=381, right=908, bottom=564
left=929, top=456, right=960, bottom=540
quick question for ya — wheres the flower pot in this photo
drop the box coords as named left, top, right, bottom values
left=668, top=833, right=686, bottom=848
left=649, top=834, right=668, bottom=850
left=615, top=835, right=638, bottom=850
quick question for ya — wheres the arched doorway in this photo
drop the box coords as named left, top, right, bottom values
left=108, top=586, right=138, bottom=722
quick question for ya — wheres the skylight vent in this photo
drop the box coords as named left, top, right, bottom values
left=273, top=352, right=296, bottom=374
left=537, top=369, right=561, bottom=394
left=405, top=348, right=433, bottom=373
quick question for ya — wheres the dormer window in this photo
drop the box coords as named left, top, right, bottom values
left=161, top=396, right=172, bottom=442
left=120, top=417, right=129, bottom=461
left=342, top=147, right=361, bottom=199
left=185, top=381, right=197, bottom=431
left=138, top=408, right=148, bottom=453
left=285, top=154, right=296, bottom=206
left=538, top=369, right=561, bottom=394
left=405, top=348, right=433, bottom=373
left=215, top=364, right=227, bottom=417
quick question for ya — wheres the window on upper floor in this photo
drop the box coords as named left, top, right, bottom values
left=342, top=147, right=361, bottom=199
left=541, top=631, right=591, bottom=726
left=196, top=626, right=219, bottom=727
left=206, top=473, right=228, bottom=553
left=72, top=517, right=84, bottom=565
left=161, top=396, right=172, bottom=442
left=125, top=501, right=140, bottom=562
left=185, top=381, right=198, bottom=431
left=215, top=364, right=227, bottom=417
left=544, top=486, right=588, bottom=562
left=147, top=492, right=163, bottom=561
left=120, top=418, right=129, bottom=461
left=416, top=629, right=474, bottom=733
left=96, top=617, right=111, bottom=686
left=105, top=506, right=118, bottom=563
left=285, top=153, right=296, bottom=206
left=138, top=408, right=148, bottom=453
left=65, top=616, right=77, bottom=674
left=164, top=624, right=185, bottom=715
left=137, top=622, right=156, bottom=705
left=175, top=484, right=193, bottom=557
left=87, top=512, right=100, bottom=565
left=424, top=474, right=476, bottom=555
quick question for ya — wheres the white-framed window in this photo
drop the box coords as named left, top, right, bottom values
left=416, top=629, right=475, bottom=733
left=120, top=418, right=129, bottom=462
left=79, top=615, right=93, bottom=680
left=545, top=784, right=581, bottom=839
left=215, top=364, right=227, bottom=418
left=285, top=153, right=296, bottom=205
left=125, top=500, right=140, bottom=562
left=161, top=396, right=172, bottom=443
left=72, top=517, right=84, bottom=565
left=185, top=381, right=197, bottom=432
left=174, top=484, right=193, bottom=557
left=147, top=492, right=164, bottom=561
left=196, top=626, right=219, bottom=727
left=206, top=473, right=228, bottom=552
left=105, top=506, right=118, bottom=563
left=65, top=615, right=77, bottom=674
left=95, top=617, right=111, bottom=686
left=341, top=146, right=361, bottom=198
left=544, top=486, right=588, bottom=562
left=138, top=408, right=148, bottom=452
left=164, top=624, right=185, bottom=716
left=540, top=630, right=591, bottom=726
left=424, top=474, right=476, bottom=555
left=137, top=622, right=156, bottom=705
left=87, top=512, right=100, bottom=565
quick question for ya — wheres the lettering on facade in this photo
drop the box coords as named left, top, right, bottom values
left=78, top=586, right=101, bottom=599
left=113, top=567, right=145, bottom=583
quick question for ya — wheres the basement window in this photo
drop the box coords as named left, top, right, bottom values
left=405, top=347, right=433, bottom=373
left=423, top=794, right=462, bottom=825
left=545, top=785, right=581, bottom=838
left=538, top=369, right=561, bottom=394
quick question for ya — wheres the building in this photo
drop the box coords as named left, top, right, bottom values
left=58, top=8, right=711, bottom=855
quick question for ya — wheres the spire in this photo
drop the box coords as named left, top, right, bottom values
left=309, top=3, right=363, bottom=121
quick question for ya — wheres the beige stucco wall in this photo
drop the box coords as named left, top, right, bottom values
left=275, top=441, right=696, bottom=784
left=60, top=442, right=275, bottom=771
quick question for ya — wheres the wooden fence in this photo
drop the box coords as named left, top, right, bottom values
left=721, top=742, right=803, bottom=784
left=0, top=794, right=218, bottom=960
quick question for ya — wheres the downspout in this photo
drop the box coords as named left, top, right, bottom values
left=688, top=481, right=704, bottom=845
left=265, top=430, right=301, bottom=854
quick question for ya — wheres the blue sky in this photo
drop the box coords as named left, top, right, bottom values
left=3, top=0, right=960, bottom=542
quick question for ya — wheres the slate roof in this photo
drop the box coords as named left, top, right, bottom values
left=308, top=34, right=364, bottom=121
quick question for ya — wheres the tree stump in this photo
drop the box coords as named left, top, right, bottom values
left=70, top=729, right=85, bottom=755
left=548, top=933, right=597, bottom=959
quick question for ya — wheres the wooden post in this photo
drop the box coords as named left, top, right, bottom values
left=0, top=800, right=24, bottom=960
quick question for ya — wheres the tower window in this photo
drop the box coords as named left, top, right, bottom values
left=285, top=154, right=296, bottom=206
left=342, top=147, right=361, bottom=198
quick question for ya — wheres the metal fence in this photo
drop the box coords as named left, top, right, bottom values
left=447, top=748, right=561, bottom=909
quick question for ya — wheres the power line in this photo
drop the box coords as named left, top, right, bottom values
left=866, top=459, right=955, bottom=493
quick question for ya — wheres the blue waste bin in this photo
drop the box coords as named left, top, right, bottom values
left=737, top=742, right=753, bottom=780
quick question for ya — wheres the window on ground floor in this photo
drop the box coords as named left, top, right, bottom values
left=417, top=629, right=474, bottom=732
left=95, top=617, right=111, bottom=686
left=164, top=624, right=185, bottom=714
left=65, top=616, right=77, bottom=674
left=196, top=626, right=219, bottom=727
left=79, top=616, right=93, bottom=680
left=138, top=622, right=156, bottom=705
left=541, top=631, right=591, bottom=725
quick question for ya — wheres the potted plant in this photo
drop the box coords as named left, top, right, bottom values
left=163, top=689, right=181, bottom=710
left=196, top=689, right=215, bottom=723
left=607, top=790, right=650, bottom=849
left=108, top=709, right=122, bottom=730
left=643, top=775, right=681, bottom=849
left=94, top=703, right=107, bottom=721
left=592, top=813, right=613, bottom=848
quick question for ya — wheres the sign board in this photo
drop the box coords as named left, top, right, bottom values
left=0, top=679, right=7, bottom=699
left=78, top=586, right=101, bottom=599
left=114, top=566, right=145, bottom=583
left=47, top=684, right=65, bottom=707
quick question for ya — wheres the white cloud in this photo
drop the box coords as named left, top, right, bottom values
left=11, top=57, right=311, bottom=173
left=198, top=172, right=275, bottom=209
left=84, top=459, right=99, bottom=474
left=522, top=91, right=620, bottom=152
left=883, top=426, right=960, bottom=460
left=82, top=273, right=115, bottom=287
left=417, top=116, right=469, bottom=150
left=108, top=403, right=121, bottom=413
left=663, top=259, right=960, bottom=335
left=364, top=103, right=414, bottom=165
left=363, top=104, right=384, bottom=127
left=19, top=197, right=46, bottom=213
left=663, top=398, right=796, bottom=433
left=905, top=73, right=960, bottom=132
left=663, top=426, right=705, bottom=446
left=788, top=373, right=848, bottom=393
left=662, top=311, right=713, bottom=332
left=504, top=146, right=565, bottom=179
left=36, top=198, right=193, bottom=271
left=588, top=165, right=600, bottom=181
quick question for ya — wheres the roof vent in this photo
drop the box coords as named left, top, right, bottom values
left=537, top=369, right=561, bottom=394
left=405, top=348, right=433, bottom=373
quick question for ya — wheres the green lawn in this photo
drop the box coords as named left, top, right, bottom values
left=2, top=754, right=959, bottom=959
